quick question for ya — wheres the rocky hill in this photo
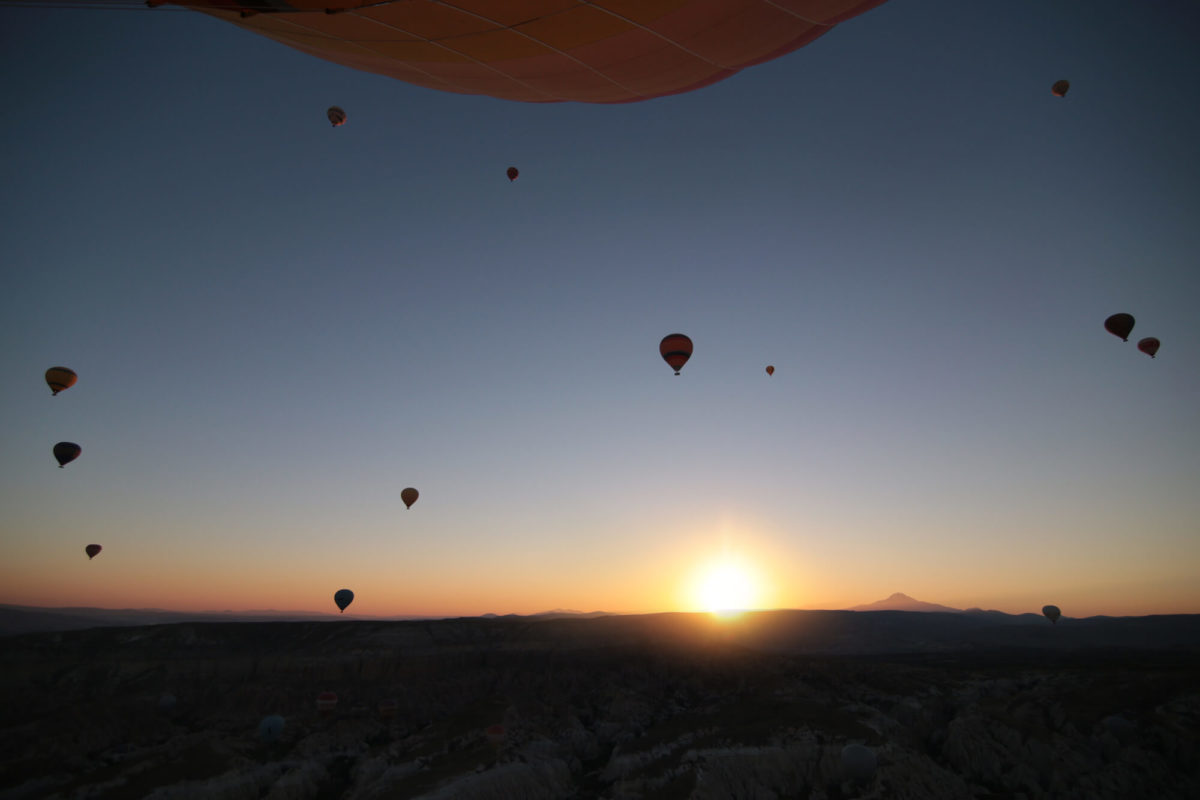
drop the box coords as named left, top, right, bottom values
left=1, top=610, right=1197, bottom=798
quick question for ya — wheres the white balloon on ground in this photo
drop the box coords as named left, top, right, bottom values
left=841, top=743, right=877, bottom=784
left=258, top=715, right=285, bottom=743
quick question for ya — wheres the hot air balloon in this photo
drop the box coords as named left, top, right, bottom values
left=1137, top=337, right=1160, bottom=358
left=258, top=714, right=285, bottom=743
left=841, top=743, right=877, bottom=785
left=1051, top=79, right=1070, bottom=97
left=401, top=487, right=419, bottom=509
left=1104, top=313, right=1135, bottom=342
left=45, top=367, right=77, bottom=396
left=317, top=691, right=338, bottom=715
left=85, top=544, right=102, bottom=560
left=162, top=2, right=886, bottom=104
left=765, top=365, right=775, bottom=376
left=1043, top=605, right=1061, bottom=624
left=334, top=588, right=354, bottom=613
left=53, top=442, right=81, bottom=468
left=327, top=106, right=346, bottom=127
left=660, top=334, right=693, bottom=375
left=506, top=166, right=519, bottom=182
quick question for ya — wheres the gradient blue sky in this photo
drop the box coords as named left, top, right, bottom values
left=2, top=1, right=1197, bottom=618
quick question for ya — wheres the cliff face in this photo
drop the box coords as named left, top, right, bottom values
left=1, top=616, right=1197, bottom=798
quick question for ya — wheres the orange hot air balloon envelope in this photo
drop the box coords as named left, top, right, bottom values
left=53, top=442, right=81, bottom=468
left=401, top=487, right=419, bottom=509
left=1104, top=313, right=1135, bottom=342
left=85, top=544, right=102, bottom=559
left=506, top=166, right=519, bottom=182
left=1137, top=337, right=1160, bottom=358
left=659, top=333, right=693, bottom=375
left=326, top=106, right=347, bottom=126
left=162, top=1, right=887, bottom=104
left=1051, top=79, right=1070, bottom=97
left=765, top=365, right=774, bottom=376
left=45, top=367, right=77, bottom=395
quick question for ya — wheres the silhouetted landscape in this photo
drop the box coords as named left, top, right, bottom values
left=2, top=602, right=1198, bottom=798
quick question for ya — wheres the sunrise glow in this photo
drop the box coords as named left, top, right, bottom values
left=693, top=559, right=762, bottom=615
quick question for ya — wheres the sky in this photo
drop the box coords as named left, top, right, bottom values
left=1, top=1, right=1198, bottom=619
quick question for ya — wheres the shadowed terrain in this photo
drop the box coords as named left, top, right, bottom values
left=1, top=610, right=1198, bottom=798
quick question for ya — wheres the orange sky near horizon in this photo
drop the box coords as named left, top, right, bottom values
left=3, top=518, right=1197, bottom=619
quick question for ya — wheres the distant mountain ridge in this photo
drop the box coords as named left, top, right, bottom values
left=0, top=596, right=1050, bottom=637
left=847, top=592, right=962, bottom=613
left=0, top=596, right=1019, bottom=637
left=0, top=604, right=435, bottom=637
left=0, top=604, right=615, bottom=637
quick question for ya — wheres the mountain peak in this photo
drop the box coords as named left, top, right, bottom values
left=848, top=593, right=961, bottom=613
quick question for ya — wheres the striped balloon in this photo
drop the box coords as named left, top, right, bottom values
left=45, top=366, right=77, bottom=395
left=659, top=334, right=693, bottom=375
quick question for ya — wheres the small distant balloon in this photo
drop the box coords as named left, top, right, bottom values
left=485, top=724, right=506, bottom=747
left=1051, top=79, right=1070, bottom=97
left=765, top=365, right=774, bottom=376
left=258, top=714, right=285, bottom=743
left=327, top=106, right=346, bottom=127
left=841, top=743, right=877, bottom=785
left=1043, top=605, right=1061, bottom=624
left=1137, top=337, right=1160, bottom=358
left=334, top=588, right=354, bottom=612
left=1104, top=313, right=1135, bottom=342
left=45, top=367, right=77, bottom=395
left=659, top=333, right=693, bottom=375
left=401, top=487, right=419, bottom=509
left=317, top=691, right=338, bottom=715
left=53, top=442, right=81, bottom=468
left=85, top=544, right=102, bottom=560
left=506, top=166, right=519, bottom=182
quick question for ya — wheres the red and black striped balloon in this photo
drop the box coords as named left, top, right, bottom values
left=659, top=334, right=693, bottom=375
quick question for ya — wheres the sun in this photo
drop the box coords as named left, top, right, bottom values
left=694, top=560, right=760, bottom=615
